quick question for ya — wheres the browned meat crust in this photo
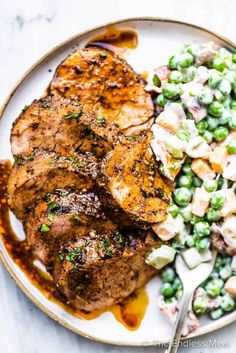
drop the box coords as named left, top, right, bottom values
left=8, top=150, right=97, bottom=220
left=53, top=229, right=158, bottom=311
left=11, top=95, right=120, bottom=158
left=98, top=132, right=172, bottom=228
left=50, top=47, right=154, bottom=132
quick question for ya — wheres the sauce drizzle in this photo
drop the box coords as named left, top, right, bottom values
left=0, top=160, right=148, bottom=330
left=86, top=26, right=138, bottom=54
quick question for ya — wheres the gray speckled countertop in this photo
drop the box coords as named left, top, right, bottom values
left=1, top=0, right=236, bottom=351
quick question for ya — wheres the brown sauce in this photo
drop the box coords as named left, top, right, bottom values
left=86, top=26, right=138, bottom=54
left=0, top=160, right=148, bottom=331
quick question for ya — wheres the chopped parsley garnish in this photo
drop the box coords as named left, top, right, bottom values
left=116, top=232, right=124, bottom=244
left=104, top=250, right=113, bottom=259
left=75, top=284, right=85, bottom=291
left=15, top=155, right=24, bottom=165
left=66, top=248, right=82, bottom=262
left=41, top=102, right=53, bottom=109
left=47, top=213, right=54, bottom=222
left=58, top=251, right=64, bottom=261
left=67, top=156, right=77, bottom=163
left=45, top=193, right=52, bottom=201
left=126, top=136, right=137, bottom=142
left=73, top=215, right=81, bottom=222
left=96, top=115, right=105, bottom=122
left=48, top=201, right=58, bottom=210
left=64, top=110, right=83, bottom=119
left=99, top=53, right=107, bottom=58
left=27, top=154, right=34, bottom=161
left=40, top=224, right=50, bottom=233
left=77, top=163, right=84, bottom=168
left=153, top=74, right=161, bottom=87
left=22, top=105, right=29, bottom=112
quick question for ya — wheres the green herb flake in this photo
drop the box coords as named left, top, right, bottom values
left=104, top=250, right=113, bottom=259
left=22, top=105, right=29, bottom=112
left=153, top=74, right=161, bottom=87
left=75, top=284, right=84, bottom=291
left=48, top=201, right=58, bottom=210
left=77, top=163, right=84, bottom=168
left=116, top=233, right=124, bottom=244
left=99, top=53, right=107, bottom=59
left=41, top=102, right=53, bottom=109
left=73, top=215, right=81, bottom=222
left=96, top=115, right=105, bottom=122
left=27, top=154, right=34, bottom=161
left=48, top=213, right=54, bottom=222
left=64, top=110, right=83, bottom=119
left=66, top=248, right=82, bottom=262
left=15, top=155, right=24, bottom=165
left=67, top=156, right=77, bottom=163
left=40, top=224, right=50, bottom=233
left=126, top=136, right=137, bottom=142
left=58, top=251, right=64, bottom=261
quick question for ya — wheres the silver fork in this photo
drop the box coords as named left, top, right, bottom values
left=166, top=249, right=217, bottom=353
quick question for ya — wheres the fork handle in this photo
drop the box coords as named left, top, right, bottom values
left=166, top=291, right=193, bottom=353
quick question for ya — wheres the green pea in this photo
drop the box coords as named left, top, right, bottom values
left=186, top=235, right=196, bottom=247
left=219, top=79, right=231, bottom=95
left=208, top=71, right=222, bottom=89
left=163, top=83, right=180, bottom=99
left=194, top=221, right=211, bottom=237
left=168, top=70, right=183, bottom=84
left=202, top=130, right=213, bottom=144
left=173, top=187, right=192, bottom=206
left=220, top=294, right=235, bottom=312
left=209, top=102, right=224, bottom=117
left=178, top=175, right=192, bottom=188
left=176, top=130, right=191, bottom=142
left=156, top=94, right=168, bottom=107
left=229, top=114, right=236, bottom=130
left=169, top=203, right=179, bottom=218
left=196, top=120, right=208, bottom=134
left=162, top=267, right=176, bottom=283
left=210, top=308, right=223, bottom=320
left=206, top=116, right=219, bottom=130
left=213, top=126, right=229, bottom=142
left=212, top=56, right=227, bottom=72
left=182, top=163, right=194, bottom=176
left=209, top=270, right=220, bottom=280
left=193, top=296, right=208, bottom=316
left=183, top=66, right=197, bottom=82
left=197, top=88, right=213, bottom=105
left=173, top=277, right=182, bottom=290
left=203, top=178, right=218, bottom=192
left=192, top=176, right=202, bottom=187
left=179, top=53, right=193, bottom=68
left=227, top=140, right=236, bottom=154
left=169, top=55, right=178, bottom=69
left=165, top=297, right=177, bottom=304
left=206, top=208, right=221, bottom=222
left=205, top=278, right=224, bottom=297
left=195, top=237, right=210, bottom=252
left=219, top=265, right=232, bottom=280
left=222, top=257, right=232, bottom=265
left=210, top=192, right=225, bottom=209
left=160, top=283, right=175, bottom=298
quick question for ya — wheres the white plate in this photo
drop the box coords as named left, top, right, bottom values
left=1, top=18, right=236, bottom=346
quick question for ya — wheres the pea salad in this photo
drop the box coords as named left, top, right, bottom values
left=145, top=42, right=236, bottom=335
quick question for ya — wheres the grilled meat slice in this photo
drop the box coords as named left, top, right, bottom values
left=98, top=133, right=172, bottom=228
left=24, top=190, right=111, bottom=267
left=53, top=229, right=158, bottom=311
left=50, top=47, right=154, bottom=132
left=11, top=96, right=120, bottom=158
left=8, top=150, right=97, bottom=220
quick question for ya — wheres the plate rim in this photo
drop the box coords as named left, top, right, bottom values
left=1, top=16, right=236, bottom=346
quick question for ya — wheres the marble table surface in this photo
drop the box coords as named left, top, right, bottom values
left=1, top=0, right=236, bottom=352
